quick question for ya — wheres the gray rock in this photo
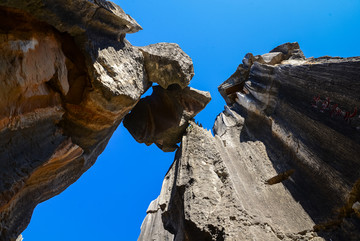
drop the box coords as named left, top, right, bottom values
left=139, top=122, right=322, bottom=241
left=124, top=85, right=211, bottom=152
left=242, top=52, right=255, bottom=69
left=270, top=42, right=305, bottom=59
left=138, top=197, right=174, bottom=241
left=139, top=43, right=195, bottom=89
left=218, top=64, right=249, bottom=105
left=261, top=52, right=284, bottom=65
left=87, top=0, right=142, bottom=34
left=140, top=43, right=360, bottom=241
left=219, top=44, right=360, bottom=240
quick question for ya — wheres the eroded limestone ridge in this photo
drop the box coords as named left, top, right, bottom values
left=0, top=1, right=210, bottom=240
left=139, top=43, right=360, bottom=241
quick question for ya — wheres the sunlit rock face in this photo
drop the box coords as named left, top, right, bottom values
left=139, top=43, right=360, bottom=241
left=138, top=43, right=195, bottom=89
left=0, top=1, right=209, bottom=240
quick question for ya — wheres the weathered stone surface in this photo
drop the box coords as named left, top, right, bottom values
left=219, top=45, right=360, bottom=240
left=269, top=42, right=305, bottom=59
left=0, top=0, right=142, bottom=39
left=0, top=1, right=207, bottom=240
left=139, top=43, right=195, bottom=89
left=139, top=122, right=322, bottom=241
left=124, top=85, right=211, bottom=152
left=218, top=64, right=249, bottom=105
left=139, top=43, right=360, bottom=240
left=261, top=52, right=284, bottom=65
left=138, top=197, right=175, bottom=241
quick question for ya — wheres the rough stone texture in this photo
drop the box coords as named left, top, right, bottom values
left=139, top=122, right=322, bottom=241
left=1, top=0, right=142, bottom=39
left=139, top=43, right=360, bottom=240
left=139, top=43, right=195, bottom=89
left=138, top=198, right=175, bottom=241
left=124, top=85, right=211, bottom=152
left=0, top=1, right=207, bottom=240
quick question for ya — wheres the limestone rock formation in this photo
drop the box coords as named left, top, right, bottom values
left=139, top=121, right=322, bottom=241
left=1, top=1, right=359, bottom=240
left=0, top=1, right=208, bottom=240
left=139, top=43, right=195, bottom=89
left=124, top=85, right=211, bottom=152
left=139, top=43, right=360, bottom=241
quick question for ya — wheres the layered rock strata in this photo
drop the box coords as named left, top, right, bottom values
left=139, top=43, right=360, bottom=240
left=0, top=1, right=209, bottom=240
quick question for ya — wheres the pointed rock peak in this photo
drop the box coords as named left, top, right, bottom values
left=270, top=42, right=305, bottom=59
left=270, top=42, right=300, bottom=53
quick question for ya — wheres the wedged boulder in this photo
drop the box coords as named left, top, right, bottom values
left=139, top=43, right=194, bottom=89
left=124, top=85, right=211, bottom=152
left=0, top=1, right=208, bottom=240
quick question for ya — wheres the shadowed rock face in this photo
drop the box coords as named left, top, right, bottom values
left=139, top=43, right=360, bottom=241
left=124, top=85, right=211, bottom=152
left=0, top=1, right=208, bottom=240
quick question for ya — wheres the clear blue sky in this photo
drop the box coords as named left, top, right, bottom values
left=23, top=0, right=360, bottom=240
